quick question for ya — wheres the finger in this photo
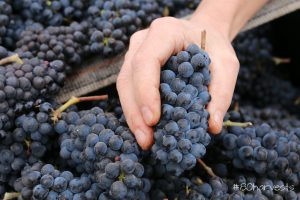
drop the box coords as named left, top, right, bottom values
left=117, top=66, right=154, bottom=149
left=131, top=17, right=185, bottom=127
left=207, top=52, right=239, bottom=134
left=117, top=30, right=154, bottom=149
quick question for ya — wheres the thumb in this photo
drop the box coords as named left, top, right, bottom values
left=207, top=54, right=239, bottom=134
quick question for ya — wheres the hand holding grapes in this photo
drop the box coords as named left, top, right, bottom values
left=117, top=0, right=269, bottom=150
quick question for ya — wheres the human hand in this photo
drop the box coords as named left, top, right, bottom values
left=117, top=15, right=239, bottom=150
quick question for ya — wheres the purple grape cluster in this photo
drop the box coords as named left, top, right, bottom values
left=233, top=28, right=300, bottom=112
left=16, top=23, right=89, bottom=73
left=15, top=102, right=59, bottom=159
left=157, top=0, right=201, bottom=17
left=55, top=106, right=151, bottom=199
left=0, top=58, right=65, bottom=131
left=151, top=44, right=211, bottom=176
left=13, top=162, right=100, bottom=200
left=212, top=122, right=300, bottom=186
left=0, top=130, right=28, bottom=187
left=238, top=105, right=300, bottom=132
left=0, top=102, right=60, bottom=188
left=0, top=1, right=12, bottom=45
left=12, top=0, right=89, bottom=26
left=148, top=168, right=230, bottom=200
left=86, top=0, right=160, bottom=56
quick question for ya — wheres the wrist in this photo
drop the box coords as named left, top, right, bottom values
left=190, top=0, right=269, bottom=41
left=189, top=11, right=232, bottom=41
left=189, top=1, right=236, bottom=41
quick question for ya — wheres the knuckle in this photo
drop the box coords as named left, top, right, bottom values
left=129, top=31, right=143, bottom=44
left=150, top=17, right=179, bottom=29
left=150, top=18, right=164, bottom=29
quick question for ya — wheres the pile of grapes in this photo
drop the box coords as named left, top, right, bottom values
left=1, top=0, right=300, bottom=199
left=0, top=0, right=201, bottom=74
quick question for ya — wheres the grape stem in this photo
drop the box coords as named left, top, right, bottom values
left=24, top=139, right=31, bottom=149
left=118, top=171, right=125, bottom=182
left=233, top=102, right=239, bottom=112
left=272, top=57, right=291, bottom=65
left=223, top=120, right=252, bottom=127
left=46, top=0, right=52, bottom=6
left=4, top=192, right=20, bottom=200
left=185, top=186, right=191, bottom=196
left=294, top=97, right=300, bottom=105
left=163, top=6, right=169, bottom=17
left=192, top=177, right=203, bottom=185
left=0, top=54, right=23, bottom=65
left=201, top=30, right=206, bottom=50
left=51, top=95, right=108, bottom=122
left=103, top=37, right=109, bottom=46
left=197, top=159, right=216, bottom=177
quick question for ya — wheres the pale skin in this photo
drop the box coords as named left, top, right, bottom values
left=117, top=0, right=270, bottom=150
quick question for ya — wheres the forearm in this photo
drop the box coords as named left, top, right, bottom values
left=191, top=0, right=269, bottom=40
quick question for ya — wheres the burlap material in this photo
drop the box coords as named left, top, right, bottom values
left=56, top=0, right=300, bottom=103
left=243, top=0, right=300, bottom=31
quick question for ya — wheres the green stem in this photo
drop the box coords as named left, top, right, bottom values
left=223, top=120, right=252, bottom=128
left=46, top=0, right=52, bottom=6
left=163, top=7, right=169, bottom=16
left=0, top=54, right=23, bottom=65
left=191, top=177, right=203, bottom=185
left=118, top=171, right=125, bottom=182
left=24, top=139, right=31, bottom=149
left=51, top=95, right=108, bottom=122
left=4, top=192, right=20, bottom=200
left=185, top=186, right=191, bottom=196
left=103, top=37, right=109, bottom=46
left=272, top=57, right=291, bottom=65
left=295, top=97, right=300, bottom=105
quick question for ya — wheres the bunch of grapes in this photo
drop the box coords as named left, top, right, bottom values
left=13, top=162, right=101, bottom=200
left=16, top=22, right=89, bottom=73
left=210, top=122, right=300, bottom=186
left=148, top=168, right=231, bottom=200
left=233, top=28, right=300, bottom=111
left=233, top=28, right=273, bottom=96
left=0, top=130, right=28, bottom=187
left=150, top=44, right=211, bottom=176
left=87, top=0, right=161, bottom=56
left=237, top=105, right=300, bottom=132
left=157, top=0, right=201, bottom=17
left=251, top=74, right=300, bottom=109
left=0, top=57, right=65, bottom=131
left=0, top=1, right=12, bottom=45
left=2, top=16, right=43, bottom=50
left=0, top=102, right=60, bottom=188
left=55, top=105, right=151, bottom=199
left=15, top=102, right=60, bottom=159
left=12, top=0, right=90, bottom=26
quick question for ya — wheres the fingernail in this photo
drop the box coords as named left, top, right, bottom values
left=135, top=129, right=148, bottom=150
left=141, top=106, right=153, bottom=125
